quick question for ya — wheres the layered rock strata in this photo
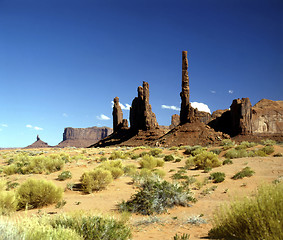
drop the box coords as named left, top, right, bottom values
left=57, top=126, right=113, bottom=147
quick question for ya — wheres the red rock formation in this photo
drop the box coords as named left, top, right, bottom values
left=230, top=98, right=252, bottom=136
left=195, top=111, right=212, bottom=124
left=25, top=135, right=50, bottom=148
left=180, top=51, right=195, bottom=124
left=170, top=114, right=180, bottom=129
left=57, top=126, right=113, bottom=147
left=112, top=97, right=123, bottom=132
left=130, top=81, right=158, bottom=131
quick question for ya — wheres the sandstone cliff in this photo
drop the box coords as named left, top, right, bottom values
left=57, top=126, right=113, bottom=147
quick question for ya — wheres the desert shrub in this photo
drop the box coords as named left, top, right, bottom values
left=164, top=154, right=174, bottom=161
left=210, top=148, right=222, bottom=155
left=261, top=145, right=275, bottom=155
left=80, top=169, right=113, bottom=193
left=236, top=141, right=257, bottom=150
left=57, top=171, right=72, bottom=181
left=184, top=146, right=206, bottom=156
left=169, top=146, right=179, bottom=150
left=98, top=160, right=124, bottom=179
left=0, top=219, right=23, bottom=240
left=139, top=155, right=164, bottom=169
left=261, top=139, right=276, bottom=146
left=132, top=169, right=165, bottom=183
left=209, top=172, right=226, bottom=183
left=220, top=139, right=235, bottom=150
left=209, top=183, right=283, bottom=240
left=109, top=151, right=128, bottom=160
left=152, top=169, right=166, bottom=178
left=123, top=164, right=137, bottom=176
left=149, top=148, right=163, bottom=156
left=17, top=179, right=63, bottom=209
left=222, top=159, right=233, bottom=165
left=0, top=179, right=6, bottom=192
left=0, top=191, right=17, bottom=215
left=185, top=157, right=196, bottom=169
left=274, top=153, right=283, bottom=157
left=225, top=148, right=255, bottom=159
left=232, top=167, right=255, bottom=180
left=175, top=158, right=182, bottom=163
left=119, top=178, right=195, bottom=215
left=173, top=233, right=190, bottom=240
left=3, top=154, right=65, bottom=175
left=191, top=151, right=221, bottom=169
left=50, top=212, right=131, bottom=240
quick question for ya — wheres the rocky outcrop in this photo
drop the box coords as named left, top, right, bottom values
left=170, top=114, right=180, bottom=129
left=57, top=126, right=113, bottom=147
left=252, top=99, right=283, bottom=135
left=195, top=111, right=212, bottom=124
left=209, top=98, right=283, bottom=137
left=25, top=135, right=50, bottom=148
left=230, top=98, right=252, bottom=136
left=113, top=97, right=124, bottom=132
left=130, top=81, right=158, bottom=131
left=180, top=51, right=195, bottom=124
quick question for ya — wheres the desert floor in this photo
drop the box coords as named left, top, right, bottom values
left=1, top=143, right=282, bottom=240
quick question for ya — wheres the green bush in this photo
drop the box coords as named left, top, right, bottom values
left=261, top=145, right=275, bottom=155
left=139, top=155, right=164, bottom=169
left=109, top=151, right=128, bottom=160
left=173, top=233, right=190, bottom=240
left=210, top=148, right=222, bottom=155
left=235, top=141, right=257, bottom=150
left=220, top=139, right=235, bottom=150
left=222, top=159, right=233, bottom=165
left=184, top=146, right=206, bottom=156
left=185, top=157, right=196, bottom=169
left=119, top=178, right=195, bottom=215
left=0, top=219, right=24, bottom=240
left=261, top=139, right=276, bottom=146
left=0, top=190, right=17, bottom=215
left=149, top=148, right=163, bottom=156
left=17, top=179, right=63, bottom=209
left=209, top=172, right=226, bottom=183
left=123, top=164, right=137, bottom=176
left=57, top=171, right=72, bottom=181
left=164, top=154, right=175, bottom=161
left=232, top=167, right=255, bottom=180
left=98, top=160, right=124, bottom=179
left=50, top=212, right=131, bottom=240
left=209, top=183, right=283, bottom=240
left=80, top=169, right=113, bottom=193
left=191, top=151, right=221, bottom=170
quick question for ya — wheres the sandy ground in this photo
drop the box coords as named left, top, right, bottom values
left=1, top=145, right=282, bottom=240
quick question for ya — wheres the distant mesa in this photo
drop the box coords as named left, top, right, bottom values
left=25, top=135, right=50, bottom=148
left=56, top=126, right=113, bottom=148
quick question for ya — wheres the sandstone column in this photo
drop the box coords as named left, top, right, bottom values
left=180, top=51, right=194, bottom=124
left=112, top=97, right=123, bottom=132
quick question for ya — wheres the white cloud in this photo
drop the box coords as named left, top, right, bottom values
left=1, top=124, right=8, bottom=127
left=26, top=124, right=43, bottom=130
left=96, top=114, right=110, bottom=120
left=191, top=102, right=211, bottom=114
left=62, top=113, right=68, bottom=117
left=210, top=90, right=216, bottom=94
left=228, top=90, right=234, bottom=94
left=161, top=105, right=180, bottom=111
left=111, top=101, right=131, bottom=110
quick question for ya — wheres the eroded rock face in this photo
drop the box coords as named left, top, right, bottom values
left=130, top=81, right=158, bottom=131
left=230, top=98, right=252, bottom=136
left=113, top=97, right=123, bottom=132
left=170, top=114, right=180, bottom=129
left=252, top=99, right=283, bottom=134
left=195, top=111, right=212, bottom=125
left=180, top=51, right=195, bottom=124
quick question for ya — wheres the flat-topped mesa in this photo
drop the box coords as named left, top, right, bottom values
left=112, top=97, right=123, bottom=132
left=130, top=81, right=158, bottom=131
left=180, top=51, right=195, bottom=124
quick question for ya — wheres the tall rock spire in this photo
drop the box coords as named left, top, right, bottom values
left=112, top=97, right=123, bottom=132
left=180, top=51, right=195, bottom=124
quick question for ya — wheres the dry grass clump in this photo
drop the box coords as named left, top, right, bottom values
left=0, top=179, right=17, bottom=215
left=139, top=154, right=164, bottom=169
left=186, top=151, right=221, bottom=170
left=80, top=169, right=113, bottom=193
left=17, top=179, right=63, bottom=210
left=209, top=182, right=283, bottom=240
left=98, top=160, right=124, bottom=179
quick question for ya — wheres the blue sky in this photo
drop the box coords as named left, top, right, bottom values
left=0, top=0, right=282, bottom=147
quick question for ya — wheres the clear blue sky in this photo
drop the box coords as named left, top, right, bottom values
left=0, top=0, right=282, bottom=147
